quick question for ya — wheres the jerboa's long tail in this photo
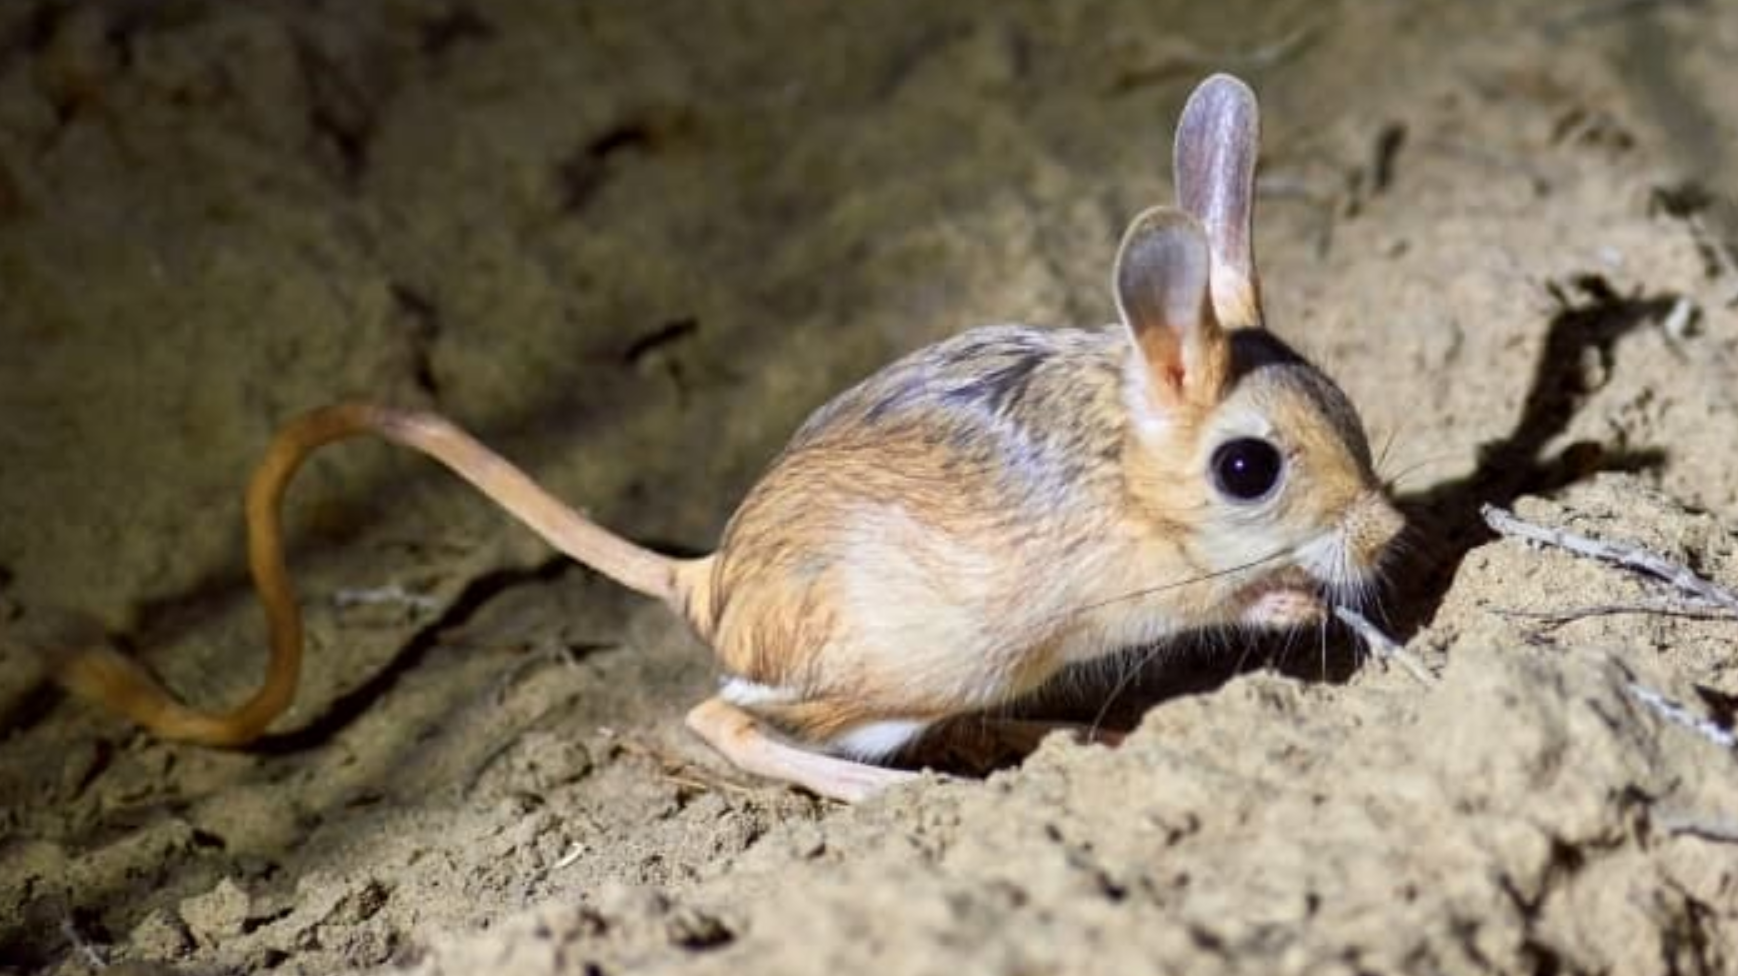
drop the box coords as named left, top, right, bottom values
left=55, top=402, right=686, bottom=746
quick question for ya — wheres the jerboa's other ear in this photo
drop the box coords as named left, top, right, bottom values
left=1114, top=207, right=1229, bottom=410
left=1174, top=73, right=1263, bottom=329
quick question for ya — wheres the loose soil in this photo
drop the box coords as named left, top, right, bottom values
left=2, top=1, right=1736, bottom=973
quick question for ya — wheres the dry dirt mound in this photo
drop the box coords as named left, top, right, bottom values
left=2, top=1, right=1736, bottom=974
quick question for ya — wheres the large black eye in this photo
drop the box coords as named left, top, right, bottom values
left=1210, top=438, right=1284, bottom=502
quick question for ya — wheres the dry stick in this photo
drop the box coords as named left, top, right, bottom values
left=331, top=583, right=440, bottom=612
left=1331, top=605, right=1436, bottom=685
left=1480, top=504, right=1738, bottom=614
left=60, top=917, right=107, bottom=970
left=1482, top=506, right=1738, bottom=757
left=1627, top=682, right=1737, bottom=750
left=1488, top=599, right=1738, bottom=626
left=1660, top=296, right=1697, bottom=342
left=1653, top=810, right=1738, bottom=845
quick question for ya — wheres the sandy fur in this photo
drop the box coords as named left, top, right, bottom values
left=679, top=316, right=1400, bottom=746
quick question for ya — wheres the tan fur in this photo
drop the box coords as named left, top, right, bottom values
left=702, top=411, right=1109, bottom=737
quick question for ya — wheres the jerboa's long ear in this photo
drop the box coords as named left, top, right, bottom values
left=1115, top=208, right=1229, bottom=410
left=1174, top=73, right=1262, bottom=329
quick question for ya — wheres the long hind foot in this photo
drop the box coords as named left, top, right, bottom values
left=685, top=696, right=919, bottom=803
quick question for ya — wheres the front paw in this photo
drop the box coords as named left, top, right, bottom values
left=1240, top=587, right=1326, bottom=628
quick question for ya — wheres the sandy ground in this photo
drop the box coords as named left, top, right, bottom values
left=2, top=0, right=1737, bottom=973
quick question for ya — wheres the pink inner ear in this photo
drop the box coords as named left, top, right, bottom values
left=1133, top=322, right=1186, bottom=404
left=1115, top=208, right=1229, bottom=407
left=1135, top=308, right=1229, bottom=412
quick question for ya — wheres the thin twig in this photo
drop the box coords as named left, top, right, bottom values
left=61, top=917, right=108, bottom=970
left=1481, top=505, right=1738, bottom=614
left=551, top=844, right=589, bottom=869
left=1653, top=810, right=1738, bottom=844
left=1332, top=605, right=1436, bottom=684
left=1487, top=599, right=1738, bottom=626
left=1219, top=26, right=1318, bottom=71
left=331, top=582, right=440, bottom=613
left=1627, top=682, right=1737, bottom=750
left=1660, top=296, right=1698, bottom=342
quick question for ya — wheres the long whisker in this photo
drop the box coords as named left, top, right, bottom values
left=1317, top=612, right=1330, bottom=680
left=1231, top=623, right=1257, bottom=675
left=1374, top=422, right=1403, bottom=474
left=1088, top=644, right=1164, bottom=739
left=1380, top=451, right=1469, bottom=493
left=1050, top=546, right=1295, bottom=624
left=1274, top=625, right=1301, bottom=677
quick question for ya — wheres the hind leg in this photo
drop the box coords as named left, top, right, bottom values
left=685, top=697, right=919, bottom=802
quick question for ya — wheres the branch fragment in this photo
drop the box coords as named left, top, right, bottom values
left=1627, top=681, right=1737, bottom=750
left=1332, top=605, right=1436, bottom=685
left=1481, top=504, right=1738, bottom=613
